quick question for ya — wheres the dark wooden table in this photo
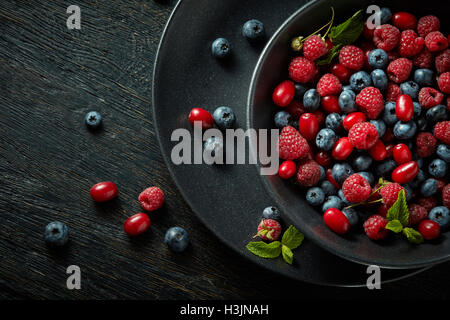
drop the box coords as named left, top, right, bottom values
left=1, top=0, right=449, bottom=300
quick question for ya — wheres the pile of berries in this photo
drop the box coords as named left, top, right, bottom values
left=273, top=8, right=449, bottom=241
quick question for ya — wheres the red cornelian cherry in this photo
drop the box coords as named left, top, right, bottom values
left=392, top=160, right=419, bottom=184
left=321, top=95, right=341, bottom=114
left=369, top=140, right=387, bottom=161
left=392, top=12, right=417, bottom=30
left=326, top=168, right=341, bottom=189
left=342, top=112, right=366, bottom=131
left=323, top=208, right=350, bottom=235
left=299, top=113, right=319, bottom=141
left=272, top=80, right=295, bottom=107
left=188, top=108, right=214, bottom=129
left=332, top=137, right=354, bottom=160
left=330, top=63, right=351, bottom=83
left=395, top=94, right=414, bottom=122
left=385, top=143, right=395, bottom=158
left=418, top=220, right=440, bottom=240
left=315, top=151, right=331, bottom=167
left=278, top=160, right=297, bottom=179
left=393, top=143, right=412, bottom=164
left=90, top=181, right=118, bottom=202
left=124, top=213, right=151, bottom=236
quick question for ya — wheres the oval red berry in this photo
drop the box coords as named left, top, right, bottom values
left=323, top=208, right=350, bottom=235
left=342, top=112, right=366, bottom=131
left=395, top=94, right=414, bottom=121
left=188, top=108, right=214, bottom=129
left=393, top=143, right=412, bottom=164
left=278, top=160, right=296, bottom=179
left=418, top=219, right=440, bottom=240
left=90, top=181, right=118, bottom=202
left=272, top=80, right=295, bottom=107
left=369, top=140, right=387, bottom=161
left=392, top=12, right=417, bottom=30
left=124, top=213, right=151, bottom=236
left=332, top=137, right=354, bottom=160
left=298, top=113, right=319, bottom=141
left=391, top=161, right=419, bottom=184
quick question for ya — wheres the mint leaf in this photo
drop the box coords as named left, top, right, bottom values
left=281, top=225, right=305, bottom=250
left=328, top=10, right=364, bottom=45
left=386, top=189, right=409, bottom=227
left=385, top=219, right=403, bottom=233
left=246, top=241, right=281, bottom=258
left=403, top=228, right=424, bottom=244
left=281, top=245, right=293, bottom=265
left=316, top=44, right=343, bottom=65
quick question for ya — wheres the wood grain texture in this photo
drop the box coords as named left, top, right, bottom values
left=0, top=0, right=449, bottom=299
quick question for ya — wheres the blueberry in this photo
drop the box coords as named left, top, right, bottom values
left=413, top=102, right=422, bottom=119
left=416, top=117, right=428, bottom=131
left=303, top=89, right=321, bottom=111
left=429, top=206, right=450, bottom=230
left=338, top=189, right=352, bottom=205
left=274, top=111, right=292, bottom=128
left=306, top=187, right=326, bottom=206
left=322, top=196, right=343, bottom=213
left=44, top=221, right=69, bottom=247
left=376, top=159, right=396, bottom=177
left=242, top=19, right=265, bottom=41
left=414, top=69, right=434, bottom=87
left=295, top=83, right=308, bottom=100
left=358, top=171, right=374, bottom=185
left=338, top=89, right=357, bottom=113
left=213, top=106, right=236, bottom=129
left=437, top=144, right=450, bottom=162
left=426, top=105, right=447, bottom=123
left=420, top=178, right=438, bottom=197
left=164, top=227, right=190, bottom=252
left=319, top=165, right=325, bottom=182
left=353, top=154, right=373, bottom=171
left=371, top=69, right=388, bottom=90
left=400, top=81, right=420, bottom=99
left=211, top=38, right=231, bottom=58
left=393, top=121, right=417, bottom=140
left=428, top=158, right=447, bottom=178
left=409, top=169, right=427, bottom=188
left=332, top=162, right=354, bottom=184
left=320, top=180, right=337, bottom=196
left=416, top=157, right=423, bottom=169
left=315, top=128, right=336, bottom=151
left=203, top=136, right=224, bottom=164
left=85, top=111, right=102, bottom=130
left=262, top=206, right=281, bottom=221
left=350, top=71, right=372, bottom=92
left=288, top=118, right=299, bottom=130
left=342, top=208, right=359, bottom=227
left=402, top=184, right=413, bottom=202
left=383, top=102, right=398, bottom=125
left=342, top=85, right=353, bottom=92
left=378, top=7, right=392, bottom=24
left=368, top=49, right=389, bottom=69
left=370, top=119, right=386, bottom=137
left=325, top=113, right=342, bottom=132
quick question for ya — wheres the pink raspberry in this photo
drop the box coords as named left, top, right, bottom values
left=413, top=48, right=434, bottom=68
left=399, top=30, right=424, bottom=57
left=363, top=215, right=389, bottom=240
left=417, top=196, right=437, bottom=212
left=425, top=31, right=448, bottom=52
left=342, top=173, right=372, bottom=203
left=434, top=121, right=450, bottom=144
left=385, top=82, right=401, bottom=101
left=289, top=56, right=317, bottom=83
left=438, top=72, right=450, bottom=94
left=278, top=126, right=311, bottom=160
left=138, top=187, right=165, bottom=211
left=296, top=160, right=321, bottom=187
left=303, top=35, right=329, bottom=61
left=373, top=24, right=401, bottom=51
left=415, top=132, right=437, bottom=158
left=443, top=184, right=450, bottom=208
left=418, top=87, right=444, bottom=108
left=348, top=122, right=379, bottom=150
left=408, top=204, right=428, bottom=225
left=435, top=49, right=450, bottom=73
left=316, top=73, right=342, bottom=97
left=387, top=58, right=412, bottom=83
left=338, top=45, right=365, bottom=70
left=380, top=183, right=405, bottom=208
left=355, top=87, right=384, bottom=119
left=417, top=15, right=440, bottom=37
left=256, top=219, right=282, bottom=241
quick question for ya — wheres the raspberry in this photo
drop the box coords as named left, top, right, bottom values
left=138, top=187, right=165, bottom=211
left=256, top=219, right=282, bottom=241
left=339, top=45, right=365, bottom=70
left=296, top=159, right=321, bottom=187
left=399, top=30, right=424, bottom=57
left=355, top=87, right=384, bottom=119
left=278, top=125, right=311, bottom=160
left=435, top=49, right=450, bottom=73
left=387, top=58, right=412, bottom=83
left=434, top=121, right=450, bottom=144
left=417, top=196, right=437, bottom=212
left=417, top=15, right=440, bottom=37
left=363, top=215, right=389, bottom=240
left=425, top=31, right=448, bottom=52
left=342, top=173, right=372, bottom=203
left=438, top=72, right=450, bottom=94
left=289, top=56, right=317, bottom=83
left=316, top=73, right=342, bottom=97
left=418, top=87, right=444, bottom=108
left=415, top=132, right=437, bottom=158
left=408, top=204, right=428, bottom=225
left=443, top=184, right=450, bottom=208
left=385, top=82, right=401, bottom=101
left=373, top=24, right=401, bottom=52
left=303, top=35, right=329, bottom=61
left=348, top=122, right=379, bottom=150
left=380, top=183, right=405, bottom=207
left=413, top=48, right=434, bottom=68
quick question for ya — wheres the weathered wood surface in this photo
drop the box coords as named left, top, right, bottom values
left=0, top=0, right=449, bottom=299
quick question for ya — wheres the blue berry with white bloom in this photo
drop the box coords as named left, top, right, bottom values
left=316, top=128, right=336, bottom=151
left=350, top=71, right=372, bottom=92
left=426, top=105, right=447, bottom=123
left=400, top=81, right=420, bottom=99
left=437, top=144, right=450, bottom=162
left=322, top=196, right=343, bottom=213
left=164, top=227, right=190, bottom=252
left=414, top=69, right=434, bottom=87
left=85, top=111, right=102, bottom=130
left=44, top=221, right=69, bottom=247
left=352, top=154, right=373, bottom=171
left=325, top=113, right=342, bottom=132
left=211, top=38, right=231, bottom=58
left=393, top=121, right=417, bottom=139
left=274, top=111, right=292, bottom=128
left=242, top=19, right=265, bottom=41
left=306, top=187, right=326, bottom=206
left=429, top=206, right=450, bottom=230
left=376, top=159, right=397, bottom=177
left=332, top=163, right=354, bottom=185
left=338, top=89, right=357, bottom=113
left=428, top=158, right=447, bottom=178
left=383, top=102, right=398, bottom=125
left=371, top=69, right=388, bottom=90
left=213, top=106, right=236, bottom=129
left=320, top=180, right=337, bottom=196
left=262, top=206, right=281, bottom=221
left=303, top=89, right=321, bottom=111
left=368, top=49, right=389, bottom=69
left=413, top=102, right=422, bottom=119
left=420, top=178, right=438, bottom=197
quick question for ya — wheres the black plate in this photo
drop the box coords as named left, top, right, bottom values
left=152, top=0, right=430, bottom=285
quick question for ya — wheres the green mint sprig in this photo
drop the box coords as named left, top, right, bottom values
left=246, top=225, right=304, bottom=265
